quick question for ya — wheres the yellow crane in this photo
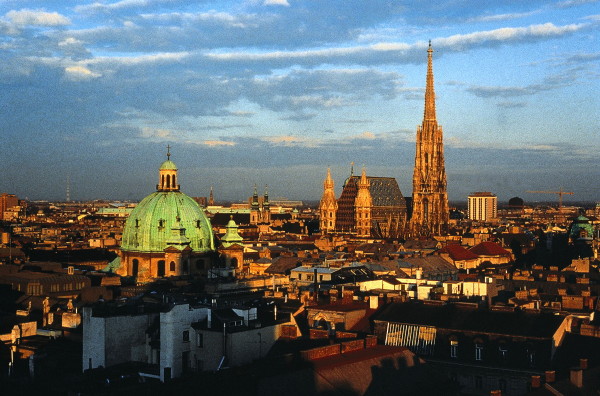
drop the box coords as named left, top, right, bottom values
left=526, top=188, right=574, bottom=210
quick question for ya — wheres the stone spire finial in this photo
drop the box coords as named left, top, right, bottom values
left=424, top=41, right=436, bottom=122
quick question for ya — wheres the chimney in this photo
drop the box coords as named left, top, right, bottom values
left=369, top=295, right=378, bottom=309
left=545, top=370, right=555, bottom=383
left=314, top=268, right=318, bottom=303
left=570, top=368, right=583, bottom=388
left=531, top=375, right=541, bottom=389
left=580, top=358, right=588, bottom=369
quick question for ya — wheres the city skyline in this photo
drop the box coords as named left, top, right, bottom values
left=1, top=1, right=599, bottom=202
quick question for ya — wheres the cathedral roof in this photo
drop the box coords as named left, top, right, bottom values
left=340, top=176, right=406, bottom=207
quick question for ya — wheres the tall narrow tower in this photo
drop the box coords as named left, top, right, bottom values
left=409, top=42, right=449, bottom=237
left=319, top=168, right=338, bottom=234
left=355, top=167, right=373, bottom=237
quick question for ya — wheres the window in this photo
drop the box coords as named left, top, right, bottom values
left=475, top=344, right=483, bottom=361
left=450, top=340, right=458, bottom=358
left=298, top=273, right=302, bottom=280
left=528, top=350, right=536, bottom=367
left=183, top=330, right=190, bottom=343
left=170, top=261, right=176, bottom=272
left=475, top=376, right=483, bottom=389
left=196, top=333, right=203, bottom=348
left=499, top=346, right=507, bottom=361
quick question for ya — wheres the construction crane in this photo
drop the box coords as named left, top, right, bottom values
left=526, top=188, right=574, bottom=210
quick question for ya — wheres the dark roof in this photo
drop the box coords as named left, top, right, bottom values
left=398, top=256, right=458, bottom=276
left=211, top=213, right=250, bottom=226
left=265, top=256, right=302, bottom=274
left=373, top=301, right=565, bottom=338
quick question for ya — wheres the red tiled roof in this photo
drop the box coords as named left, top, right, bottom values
left=439, top=244, right=479, bottom=261
left=469, top=241, right=511, bottom=256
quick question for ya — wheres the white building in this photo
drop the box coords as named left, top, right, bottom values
left=83, top=298, right=294, bottom=381
left=468, top=192, right=497, bottom=222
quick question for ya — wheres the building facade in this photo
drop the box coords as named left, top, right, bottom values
left=468, top=192, right=497, bottom=222
left=409, top=42, right=449, bottom=237
left=334, top=167, right=407, bottom=238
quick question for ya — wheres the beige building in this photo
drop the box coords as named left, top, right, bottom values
left=468, top=192, right=497, bottom=222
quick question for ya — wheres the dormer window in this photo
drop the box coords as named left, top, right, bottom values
left=196, top=220, right=201, bottom=228
left=158, top=219, right=165, bottom=229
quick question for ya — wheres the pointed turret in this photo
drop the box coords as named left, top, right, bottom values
left=262, top=185, right=271, bottom=224
left=250, top=184, right=260, bottom=225
left=354, top=167, right=372, bottom=237
left=319, top=168, right=338, bottom=234
left=208, top=186, right=214, bottom=206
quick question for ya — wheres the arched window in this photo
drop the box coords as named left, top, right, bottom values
left=170, top=261, right=176, bottom=272
left=182, top=260, right=189, bottom=273
left=166, top=175, right=171, bottom=188
left=132, top=259, right=139, bottom=277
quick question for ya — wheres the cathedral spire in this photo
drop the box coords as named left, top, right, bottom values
left=424, top=41, right=436, bottom=122
left=324, top=167, right=334, bottom=190
left=409, top=42, right=449, bottom=237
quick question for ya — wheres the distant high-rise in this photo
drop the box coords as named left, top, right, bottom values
left=468, top=192, right=497, bottom=222
left=409, top=42, right=449, bottom=237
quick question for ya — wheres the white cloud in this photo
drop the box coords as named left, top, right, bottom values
left=75, top=0, right=151, bottom=13
left=6, top=9, right=70, bottom=27
left=206, top=22, right=587, bottom=64
left=64, top=65, right=102, bottom=80
left=140, top=127, right=173, bottom=138
left=264, top=0, right=290, bottom=6
left=466, top=11, right=538, bottom=23
left=203, top=140, right=236, bottom=147
left=58, top=37, right=84, bottom=47
left=436, top=23, right=586, bottom=48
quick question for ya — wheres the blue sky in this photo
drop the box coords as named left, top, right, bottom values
left=1, top=0, right=598, bottom=203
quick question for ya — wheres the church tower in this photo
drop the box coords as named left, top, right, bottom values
left=409, top=42, right=449, bottom=237
left=262, top=185, right=271, bottom=224
left=354, top=167, right=373, bottom=237
left=319, top=168, right=338, bottom=234
left=250, top=185, right=260, bottom=225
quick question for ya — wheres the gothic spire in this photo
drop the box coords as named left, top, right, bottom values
left=424, top=41, right=436, bottom=122
left=324, top=167, right=334, bottom=190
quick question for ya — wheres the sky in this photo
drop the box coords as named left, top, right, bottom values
left=0, top=0, right=599, bottom=204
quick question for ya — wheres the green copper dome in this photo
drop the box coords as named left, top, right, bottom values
left=159, top=159, right=178, bottom=170
left=569, top=215, right=594, bottom=240
left=121, top=191, right=214, bottom=253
